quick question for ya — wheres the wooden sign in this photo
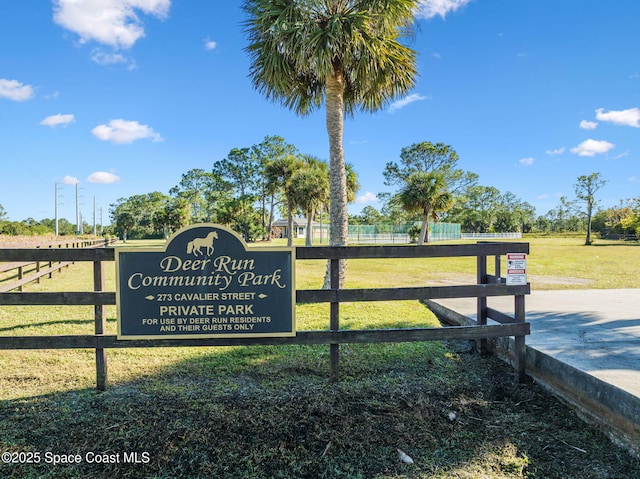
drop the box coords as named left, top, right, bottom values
left=116, top=224, right=295, bottom=339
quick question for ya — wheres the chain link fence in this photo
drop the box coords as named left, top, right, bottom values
left=311, top=222, right=461, bottom=244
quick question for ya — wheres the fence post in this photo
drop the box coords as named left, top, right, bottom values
left=93, top=260, right=108, bottom=391
left=65, top=243, right=72, bottom=268
left=329, top=258, right=340, bottom=382
left=476, top=253, right=488, bottom=354
left=35, top=246, right=41, bottom=284
left=48, top=245, right=53, bottom=278
left=514, top=294, right=526, bottom=383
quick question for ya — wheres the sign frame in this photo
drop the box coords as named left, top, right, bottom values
left=116, top=224, right=295, bottom=340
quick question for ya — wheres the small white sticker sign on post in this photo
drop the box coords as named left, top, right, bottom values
left=506, top=253, right=527, bottom=285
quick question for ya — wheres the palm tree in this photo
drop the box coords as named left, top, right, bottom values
left=345, top=162, right=360, bottom=205
left=243, top=0, right=418, bottom=285
left=264, top=154, right=303, bottom=246
left=398, top=171, right=453, bottom=245
left=289, top=158, right=330, bottom=246
left=252, top=135, right=298, bottom=239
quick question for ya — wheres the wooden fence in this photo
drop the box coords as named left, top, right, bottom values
left=0, top=238, right=115, bottom=292
left=0, top=242, right=530, bottom=390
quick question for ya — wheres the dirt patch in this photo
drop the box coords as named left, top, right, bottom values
left=0, top=235, right=104, bottom=248
left=427, top=272, right=594, bottom=287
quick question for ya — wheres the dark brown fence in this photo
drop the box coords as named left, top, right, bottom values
left=0, top=238, right=115, bottom=292
left=0, top=242, right=530, bottom=390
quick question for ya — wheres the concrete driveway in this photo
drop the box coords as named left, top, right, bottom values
left=432, top=289, right=640, bottom=398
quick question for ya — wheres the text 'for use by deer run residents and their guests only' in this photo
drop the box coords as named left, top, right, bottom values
left=116, top=224, right=295, bottom=339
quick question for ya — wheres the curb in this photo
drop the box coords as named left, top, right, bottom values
left=424, top=299, right=640, bottom=459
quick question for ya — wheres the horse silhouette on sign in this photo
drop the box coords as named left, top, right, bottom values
left=186, top=231, right=218, bottom=256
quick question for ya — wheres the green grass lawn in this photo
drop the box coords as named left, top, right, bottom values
left=296, top=235, right=640, bottom=290
left=0, top=236, right=638, bottom=478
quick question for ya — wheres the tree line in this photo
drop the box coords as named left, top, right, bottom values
left=78, top=139, right=640, bottom=245
left=1, top=141, right=638, bottom=243
left=109, top=135, right=357, bottom=246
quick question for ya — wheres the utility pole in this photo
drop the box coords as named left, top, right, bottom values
left=54, top=183, right=63, bottom=236
left=75, top=182, right=84, bottom=235
left=93, top=196, right=98, bottom=236
left=75, top=182, right=80, bottom=235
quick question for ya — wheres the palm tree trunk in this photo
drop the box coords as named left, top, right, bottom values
left=324, top=69, right=348, bottom=287
left=419, top=217, right=428, bottom=246
left=306, top=208, right=314, bottom=247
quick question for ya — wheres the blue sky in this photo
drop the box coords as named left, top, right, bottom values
left=1, top=0, right=638, bottom=225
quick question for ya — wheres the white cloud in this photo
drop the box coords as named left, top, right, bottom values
left=595, top=107, right=640, bottom=128
left=388, top=93, right=430, bottom=112
left=91, top=50, right=128, bottom=65
left=536, top=194, right=549, bottom=200
left=356, top=192, right=378, bottom=205
left=0, top=79, right=34, bottom=101
left=519, top=157, right=534, bottom=166
left=45, top=90, right=60, bottom=100
left=545, top=147, right=565, bottom=156
left=40, top=113, right=75, bottom=128
left=415, top=0, right=472, bottom=19
left=88, top=171, right=120, bottom=184
left=570, top=139, right=615, bottom=157
left=91, top=49, right=137, bottom=68
left=61, top=175, right=80, bottom=185
left=610, top=151, right=629, bottom=160
left=92, top=119, right=163, bottom=144
left=204, top=39, right=217, bottom=50
left=579, top=120, right=598, bottom=130
left=53, top=0, right=170, bottom=50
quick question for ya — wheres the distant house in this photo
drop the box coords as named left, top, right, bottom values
left=272, top=217, right=318, bottom=239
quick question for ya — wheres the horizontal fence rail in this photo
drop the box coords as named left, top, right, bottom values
left=0, top=239, right=116, bottom=293
left=0, top=325, right=529, bottom=350
left=0, top=242, right=530, bottom=389
left=0, top=284, right=530, bottom=306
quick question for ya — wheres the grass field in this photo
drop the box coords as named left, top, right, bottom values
left=0, top=236, right=639, bottom=478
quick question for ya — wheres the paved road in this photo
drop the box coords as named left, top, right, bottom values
left=433, top=289, right=640, bottom=398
